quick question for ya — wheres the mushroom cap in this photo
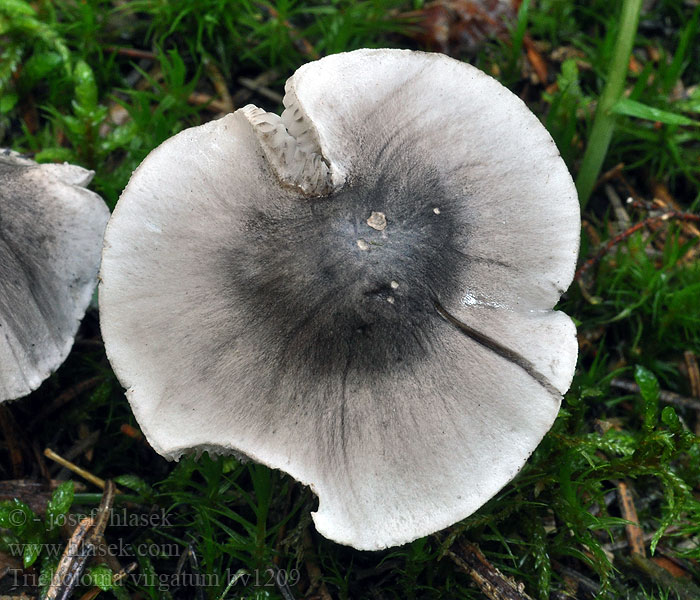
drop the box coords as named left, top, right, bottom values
left=0, top=150, right=110, bottom=402
left=100, top=49, right=580, bottom=550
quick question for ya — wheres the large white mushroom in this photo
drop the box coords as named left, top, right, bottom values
left=100, top=49, right=580, bottom=550
left=0, top=150, right=110, bottom=402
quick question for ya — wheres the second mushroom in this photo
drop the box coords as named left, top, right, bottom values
left=99, top=49, right=580, bottom=550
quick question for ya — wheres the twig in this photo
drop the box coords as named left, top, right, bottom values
left=187, top=545, right=206, bottom=600
left=45, top=516, right=95, bottom=600
left=43, top=448, right=120, bottom=493
left=602, top=526, right=679, bottom=552
left=232, top=71, right=279, bottom=107
left=301, top=527, right=332, bottom=600
left=187, top=92, right=231, bottom=113
left=0, top=479, right=84, bottom=515
left=522, top=35, right=548, bottom=83
left=650, top=554, right=692, bottom=580
left=112, top=561, right=137, bottom=584
left=575, top=220, right=646, bottom=283
left=45, top=482, right=117, bottom=600
left=171, top=542, right=205, bottom=600
left=75, top=560, right=138, bottom=599
left=653, top=182, right=700, bottom=238
left=268, top=563, right=297, bottom=600
left=204, top=59, right=234, bottom=113
left=616, top=480, right=645, bottom=556
left=78, top=584, right=103, bottom=600
left=551, top=560, right=601, bottom=596
left=610, top=378, right=700, bottom=411
left=62, top=431, right=100, bottom=464
left=29, top=376, right=103, bottom=429
left=683, top=351, right=700, bottom=435
left=605, top=184, right=631, bottom=229
left=272, top=486, right=294, bottom=565
left=104, top=46, right=157, bottom=60
left=574, top=210, right=700, bottom=283
left=446, top=541, right=534, bottom=600
left=596, top=162, right=626, bottom=188
left=0, top=405, right=25, bottom=477
left=32, top=439, right=51, bottom=481
left=628, top=553, right=700, bottom=600
left=237, top=77, right=284, bottom=104
left=264, top=5, right=318, bottom=59
left=119, top=424, right=143, bottom=440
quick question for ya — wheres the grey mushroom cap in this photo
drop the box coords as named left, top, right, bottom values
left=100, top=49, right=580, bottom=550
left=0, top=150, right=110, bottom=402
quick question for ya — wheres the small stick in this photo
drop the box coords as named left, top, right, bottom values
left=119, top=423, right=143, bottom=440
left=446, top=541, right=535, bottom=600
left=232, top=70, right=279, bottom=107
left=574, top=210, right=700, bottom=283
left=629, top=553, right=700, bottom=600
left=596, top=162, right=625, bottom=187
left=90, top=481, right=115, bottom=536
left=104, top=46, right=157, bottom=60
left=76, top=560, right=138, bottom=599
left=46, top=482, right=117, bottom=600
left=237, top=77, right=284, bottom=104
left=77, top=586, right=101, bottom=600
left=616, top=480, right=645, bottom=556
left=45, top=516, right=95, bottom=600
left=551, top=561, right=601, bottom=596
left=112, top=561, right=137, bottom=584
left=522, top=35, right=548, bottom=83
left=32, top=440, right=52, bottom=481
left=301, top=528, right=332, bottom=600
left=602, top=526, right=679, bottom=552
left=0, top=405, right=25, bottom=477
left=0, top=479, right=84, bottom=515
left=43, top=448, right=120, bottom=493
left=187, top=92, right=231, bottom=113
left=610, top=378, right=700, bottom=411
left=84, top=481, right=122, bottom=572
left=205, top=59, right=234, bottom=113
left=653, top=182, right=700, bottom=238
left=268, top=563, right=297, bottom=600
left=63, top=431, right=100, bottom=464
left=265, top=5, right=318, bottom=59
left=30, top=376, right=103, bottom=428
left=605, top=184, right=631, bottom=229
left=683, top=351, right=700, bottom=435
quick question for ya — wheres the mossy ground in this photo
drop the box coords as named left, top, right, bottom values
left=1, top=1, right=700, bottom=598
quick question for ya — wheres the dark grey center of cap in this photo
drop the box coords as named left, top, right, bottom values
left=221, top=156, right=466, bottom=379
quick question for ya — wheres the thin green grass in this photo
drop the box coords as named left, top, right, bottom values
left=1, top=0, right=700, bottom=599
left=575, top=0, right=643, bottom=207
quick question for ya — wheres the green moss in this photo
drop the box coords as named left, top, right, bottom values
left=2, top=1, right=700, bottom=598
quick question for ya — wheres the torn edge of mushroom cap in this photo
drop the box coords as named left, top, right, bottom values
left=284, top=49, right=580, bottom=310
left=100, top=50, right=580, bottom=551
left=240, top=105, right=334, bottom=196
left=0, top=150, right=110, bottom=402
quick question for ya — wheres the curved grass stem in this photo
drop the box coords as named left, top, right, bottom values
left=576, top=0, right=643, bottom=208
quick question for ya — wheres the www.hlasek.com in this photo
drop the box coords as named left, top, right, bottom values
left=6, top=539, right=181, bottom=560
left=11, top=567, right=302, bottom=593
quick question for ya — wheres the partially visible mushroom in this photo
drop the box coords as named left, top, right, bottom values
left=0, top=150, right=109, bottom=402
left=100, top=49, right=580, bottom=550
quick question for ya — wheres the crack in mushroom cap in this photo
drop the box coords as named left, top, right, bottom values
left=0, top=150, right=110, bottom=402
left=99, top=49, right=580, bottom=550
